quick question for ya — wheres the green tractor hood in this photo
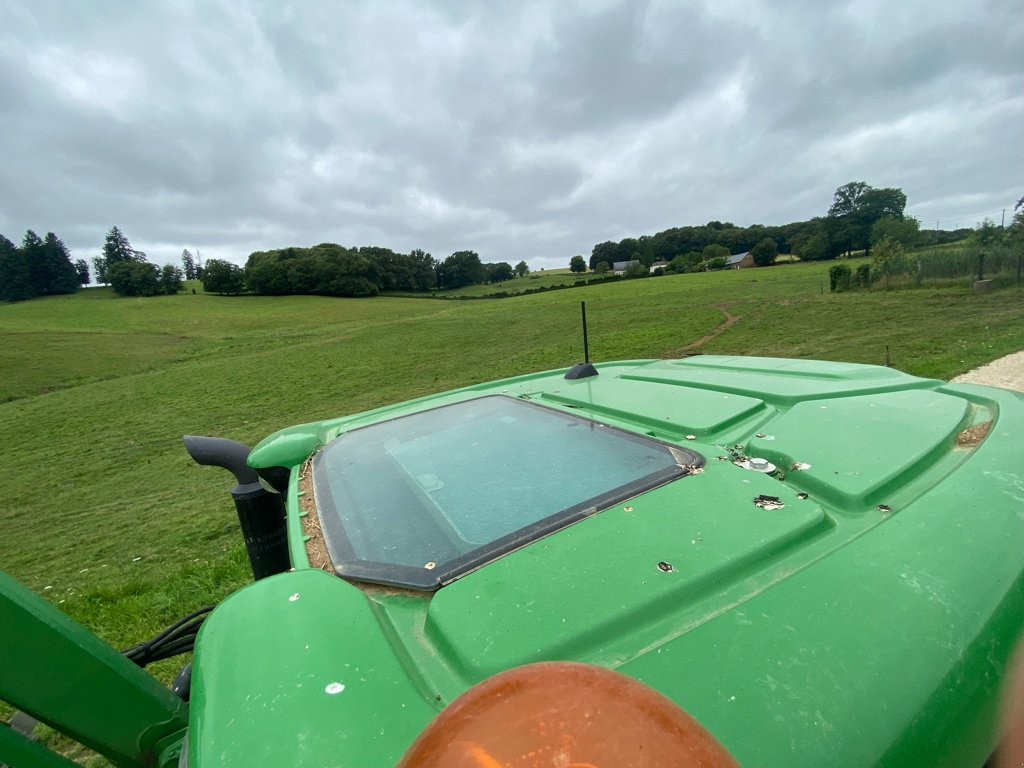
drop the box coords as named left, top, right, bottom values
left=192, top=356, right=1024, bottom=766
left=4, top=356, right=1023, bottom=767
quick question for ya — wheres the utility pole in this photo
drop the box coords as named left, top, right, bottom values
left=1002, top=209, right=1006, bottom=228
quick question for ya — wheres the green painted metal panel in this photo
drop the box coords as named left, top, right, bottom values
left=747, top=389, right=973, bottom=506
left=423, top=468, right=832, bottom=679
left=188, top=570, right=439, bottom=767
left=539, top=376, right=769, bottom=438
left=630, top=355, right=942, bottom=405
left=0, top=571, right=187, bottom=768
left=0, top=723, right=81, bottom=768
left=79, top=356, right=1022, bottom=767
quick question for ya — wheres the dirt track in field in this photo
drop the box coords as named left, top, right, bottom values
left=666, top=302, right=742, bottom=356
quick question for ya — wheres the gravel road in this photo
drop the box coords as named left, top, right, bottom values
left=951, top=351, right=1024, bottom=393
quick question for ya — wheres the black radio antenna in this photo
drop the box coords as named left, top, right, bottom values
left=565, top=301, right=598, bottom=380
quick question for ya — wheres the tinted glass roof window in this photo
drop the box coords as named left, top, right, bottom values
left=313, top=395, right=701, bottom=589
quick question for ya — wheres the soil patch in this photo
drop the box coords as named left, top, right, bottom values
left=299, top=458, right=333, bottom=572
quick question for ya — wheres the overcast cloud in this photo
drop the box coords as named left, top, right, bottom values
left=1, top=0, right=1021, bottom=270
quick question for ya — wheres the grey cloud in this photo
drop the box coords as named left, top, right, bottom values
left=0, top=0, right=1021, bottom=269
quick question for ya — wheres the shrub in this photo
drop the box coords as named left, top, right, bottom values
left=829, top=263, right=852, bottom=292
left=854, top=263, right=871, bottom=289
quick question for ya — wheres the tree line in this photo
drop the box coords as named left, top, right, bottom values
left=93, top=226, right=185, bottom=297
left=3, top=182, right=995, bottom=303
left=0, top=231, right=84, bottom=302
left=0, top=226, right=190, bottom=301
left=0, top=224, right=533, bottom=301
left=224, top=245, right=529, bottom=297
left=580, top=181, right=974, bottom=274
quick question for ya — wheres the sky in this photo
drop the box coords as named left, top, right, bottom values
left=1, top=0, right=1021, bottom=271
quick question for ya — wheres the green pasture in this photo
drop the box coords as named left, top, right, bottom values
left=2, top=260, right=1023, bottom=707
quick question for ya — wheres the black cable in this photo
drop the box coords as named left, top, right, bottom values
left=121, top=605, right=215, bottom=667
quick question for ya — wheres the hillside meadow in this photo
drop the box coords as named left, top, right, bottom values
left=2, top=258, right=1024, bottom=674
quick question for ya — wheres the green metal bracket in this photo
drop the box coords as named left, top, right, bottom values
left=0, top=722, right=81, bottom=768
left=0, top=571, right=187, bottom=768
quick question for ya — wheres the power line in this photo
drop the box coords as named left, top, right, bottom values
left=928, top=207, right=1005, bottom=228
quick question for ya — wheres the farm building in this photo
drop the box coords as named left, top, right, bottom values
left=725, top=251, right=753, bottom=269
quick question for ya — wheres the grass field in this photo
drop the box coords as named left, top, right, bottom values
left=2, top=260, right=1024, bottom=752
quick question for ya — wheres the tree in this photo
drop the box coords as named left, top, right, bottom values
left=569, top=255, right=586, bottom=273
left=487, top=262, right=515, bottom=282
left=103, top=226, right=140, bottom=265
left=974, top=218, right=1003, bottom=250
left=159, top=264, right=184, bottom=295
left=92, top=256, right=109, bottom=285
left=437, top=251, right=484, bottom=289
left=826, top=182, right=907, bottom=256
left=1009, top=206, right=1024, bottom=246
left=666, top=255, right=690, bottom=274
left=40, top=232, right=79, bottom=295
left=871, top=217, right=919, bottom=249
left=702, top=244, right=730, bottom=261
left=514, top=260, right=529, bottom=278
left=21, top=230, right=45, bottom=295
left=623, top=260, right=648, bottom=278
left=181, top=249, right=197, bottom=280
left=109, top=261, right=160, bottom=297
left=245, top=256, right=291, bottom=294
left=202, top=259, right=245, bottom=295
left=827, top=181, right=871, bottom=218
left=750, top=238, right=778, bottom=267
left=590, top=241, right=617, bottom=271
left=0, top=234, right=35, bottom=301
left=798, top=226, right=832, bottom=261
left=872, top=236, right=904, bottom=282
left=594, top=261, right=610, bottom=274
left=407, top=249, right=437, bottom=291
left=94, top=226, right=144, bottom=286
left=74, top=259, right=90, bottom=286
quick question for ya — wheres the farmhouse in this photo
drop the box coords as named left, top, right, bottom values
left=725, top=251, right=753, bottom=269
left=649, top=260, right=669, bottom=273
left=612, top=260, right=640, bottom=276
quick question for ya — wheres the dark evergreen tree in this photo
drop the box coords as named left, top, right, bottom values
left=94, top=226, right=144, bottom=285
left=181, top=249, right=197, bottom=280
left=21, top=230, right=46, bottom=295
left=0, top=234, right=35, bottom=301
left=92, top=256, right=108, bottom=285
left=103, top=226, right=138, bottom=264
left=40, top=232, right=79, bottom=294
left=74, top=259, right=90, bottom=286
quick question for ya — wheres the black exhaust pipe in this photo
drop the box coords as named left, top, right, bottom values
left=183, top=435, right=290, bottom=580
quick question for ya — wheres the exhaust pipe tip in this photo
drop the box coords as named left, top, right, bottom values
left=183, top=435, right=259, bottom=486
